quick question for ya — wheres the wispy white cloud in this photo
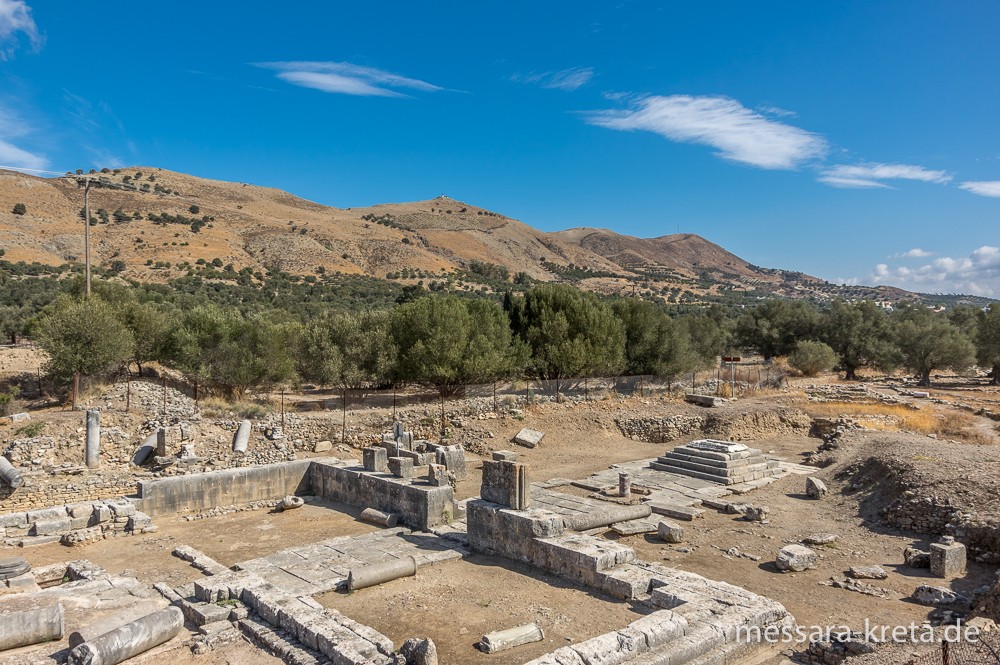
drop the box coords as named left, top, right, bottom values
left=959, top=181, right=1000, bottom=198
left=512, top=66, right=594, bottom=92
left=585, top=95, right=827, bottom=170
left=255, top=61, right=443, bottom=98
left=818, top=162, right=951, bottom=189
left=890, top=248, right=934, bottom=259
left=0, top=0, right=41, bottom=60
left=0, top=102, right=46, bottom=170
left=869, top=245, right=1000, bottom=296
left=61, top=91, right=136, bottom=168
left=758, top=105, right=796, bottom=118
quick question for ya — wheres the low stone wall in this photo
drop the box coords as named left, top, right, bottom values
left=615, top=415, right=704, bottom=443
left=0, top=475, right=138, bottom=513
left=309, top=460, right=453, bottom=531
left=1, top=499, right=154, bottom=548
left=134, top=460, right=314, bottom=517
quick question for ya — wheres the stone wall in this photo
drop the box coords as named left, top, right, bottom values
left=0, top=472, right=137, bottom=513
left=134, top=460, right=314, bottom=517
left=615, top=408, right=811, bottom=443
left=846, top=457, right=1000, bottom=563
left=309, top=460, right=454, bottom=531
left=615, top=415, right=704, bottom=443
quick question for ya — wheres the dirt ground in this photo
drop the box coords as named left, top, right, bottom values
left=4, top=346, right=1000, bottom=664
left=321, top=556, right=646, bottom=665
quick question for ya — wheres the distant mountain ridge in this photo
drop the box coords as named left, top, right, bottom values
left=0, top=166, right=989, bottom=307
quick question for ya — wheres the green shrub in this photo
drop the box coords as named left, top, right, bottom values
left=12, top=203, right=26, bottom=215
left=788, top=340, right=838, bottom=377
left=15, top=421, right=45, bottom=438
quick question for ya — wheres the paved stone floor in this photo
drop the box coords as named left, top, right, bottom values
left=234, top=527, right=467, bottom=596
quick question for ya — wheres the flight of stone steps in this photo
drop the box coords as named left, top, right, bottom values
left=650, top=439, right=783, bottom=486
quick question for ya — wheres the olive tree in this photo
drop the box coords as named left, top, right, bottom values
left=33, top=296, right=135, bottom=407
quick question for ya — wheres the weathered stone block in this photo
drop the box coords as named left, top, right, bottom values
left=776, top=545, right=817, bottom=572
left=481, top=460, right=529, bottom=510
left=363, top=447, right=388, bottom=472
left=32, top=517, right=72, bottom=536
left=912, top=585, right=970, bottom=607
left=387, top=457, right=413, bottom=479
left=428, top=464, right=450, bottom=487
left=930, top=537, right=966, bottom=578
left=513, top=428, right=544, bottom=448
left=657, top=520, right=684, bottom=543
left=806, top=476, right=828, bottom=499
left=26, top=507, right=67, bottom=524
left=848, top=565, right=888, bottom=580
left=435, top=444, right=467, bottom=481
left=492, top=450, right=517, bottom=462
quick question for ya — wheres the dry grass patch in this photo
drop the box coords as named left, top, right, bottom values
left=200, top=396, right=274, bottom=419
left=804, top=401, right=995, bottom=444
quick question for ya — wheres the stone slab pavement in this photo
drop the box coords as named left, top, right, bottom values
left=234, top=527, right=467, bottom=596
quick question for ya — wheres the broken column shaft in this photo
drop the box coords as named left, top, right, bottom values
left=347, top=556, right=417, bottom=592
left=0, top=599, right=64, bottom=652
left=232, top=420, right=252, bottom=453
left=67, top=606, right=183, bottom=665
left=85, top=409, right=100, bottom=469
left=0, top=455, right=24, bottom=489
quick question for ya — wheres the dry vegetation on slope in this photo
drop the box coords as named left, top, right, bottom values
left=0, top=166, right=970, bottom=306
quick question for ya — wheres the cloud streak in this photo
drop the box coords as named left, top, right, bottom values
left=818, top=163, right=951, bottom=189
left=890, top=248, right=934, bottom=259
left=512, top=66, right=594, bottom=91
left=585, top=95, right=827, bottom=169
left=0, top=0, right=41, bottom=60
left=870, top=245, right=1000, bottom=296
left=959, top=181, right=1000, bottom=198
left=0, top=102, right=46, bottom=170
left=255, top=61, right=443, bottom=98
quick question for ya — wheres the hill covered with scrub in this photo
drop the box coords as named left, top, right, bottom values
left=1, top=166, right=988, bottom=310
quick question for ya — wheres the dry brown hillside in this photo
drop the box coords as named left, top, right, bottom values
left=0, top=166, right=943, bottom=304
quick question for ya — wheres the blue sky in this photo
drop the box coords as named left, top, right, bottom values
left=1, top=1, right=999, bottom=296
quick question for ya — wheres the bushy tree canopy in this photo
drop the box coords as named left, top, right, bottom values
left=33, top=297, right=135, bottom=382
left=510, top=284, right=625, bottom=386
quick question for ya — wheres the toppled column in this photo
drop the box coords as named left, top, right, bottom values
left=85, top=409, right=100, bottom=469
left=67, top=606, right=183, bottom=665
left=480, top=623, right=545, bottom=654
left=481, top=460, right=530, bottom=510
left=0, top=598, right=65, bottom=652
left=0, top=455, right=24, bottom=489
left=562, top=504, right=652, bottom=531
left=347, top=556, right=416, bottom=592
left=232, top=420, right=252, bottom=453
left=131, top=432, right=159, bottom=466
left=360, top=508, right=398, bottom=527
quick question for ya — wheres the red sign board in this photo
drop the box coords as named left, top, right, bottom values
left=722, top=357, right=741, bottom=363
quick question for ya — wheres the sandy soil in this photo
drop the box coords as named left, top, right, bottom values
left=321, top=556, right=645, bottom=665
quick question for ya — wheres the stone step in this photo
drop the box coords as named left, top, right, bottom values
left=667, top=445, right=757, bottom=462
left=649, top=462, right=782, bottom=486
left=661, top=451, right=764, bottom=468
left=239, top=616, right=331, bottom=665
left=654, top=457, right=772, bottom=478
left=647, top=501, right=705, bottom=521
left=610, top=518, right=660, bottom=536
left=627, top=624, right=725, bottom=665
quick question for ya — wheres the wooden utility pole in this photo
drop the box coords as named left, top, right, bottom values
left=83, top=178, right=92, bottom=301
